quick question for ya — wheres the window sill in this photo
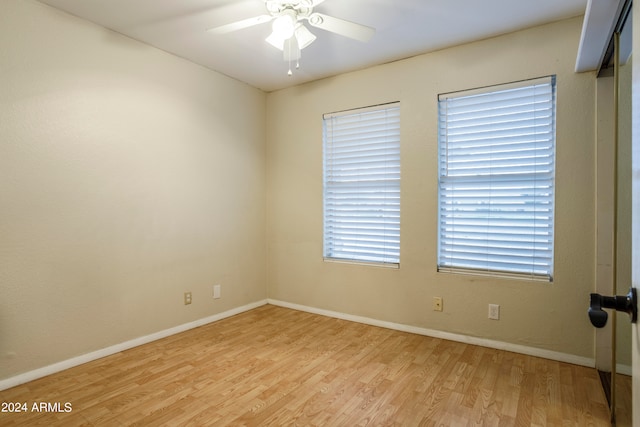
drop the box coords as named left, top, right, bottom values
left=324, top=258, right=400, bottom=269
left=437, top=267, right=552, bottom=283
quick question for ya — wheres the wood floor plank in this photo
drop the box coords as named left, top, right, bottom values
left=0, top=305, right=612, bottom=426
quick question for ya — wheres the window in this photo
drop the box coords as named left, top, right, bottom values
left=437, top=76, right=556, bottom=280
left=323, top=102, right=401, bottom=266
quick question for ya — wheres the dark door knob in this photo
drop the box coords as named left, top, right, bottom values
left=588, top=288, right=637, bottom=328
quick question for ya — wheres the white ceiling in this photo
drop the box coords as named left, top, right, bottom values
left=37, top=0, right=588, bottom=92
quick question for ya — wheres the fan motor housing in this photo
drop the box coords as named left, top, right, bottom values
left=265, top=1, right=312, bottom=18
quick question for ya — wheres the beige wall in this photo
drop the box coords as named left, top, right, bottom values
left=266, top=17, right=598, bottom=358
left=0, top=0, right=267, bottom=379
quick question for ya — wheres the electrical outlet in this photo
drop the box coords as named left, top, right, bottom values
left=213, top=284, right=221, bottom=299
left=184, top=292, right=192, bottom=305
left=433, top=297, right=443, bottom=312
left=488, top=304, right=500, bottom=320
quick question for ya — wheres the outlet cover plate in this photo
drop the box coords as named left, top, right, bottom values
left=489, top=304, right=500, bottom=320
left=433, top=297, right=443, bottom=312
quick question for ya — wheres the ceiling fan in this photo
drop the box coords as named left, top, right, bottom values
left=207, top=0, right=376, bottom=75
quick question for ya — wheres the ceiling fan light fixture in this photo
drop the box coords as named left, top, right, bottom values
left=271, top=10, right=297, bottom=40
left=266, top=31, right=285, bottom=50
left=294, top=24, right=316, bottom=49
left=266, top=23, right=315, bottom=51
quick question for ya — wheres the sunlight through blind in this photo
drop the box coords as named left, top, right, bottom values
left=438, top=77, right=556, bottom=280
left=323, top=103, right=401, bottom=266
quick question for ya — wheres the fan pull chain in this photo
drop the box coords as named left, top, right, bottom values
left=287, top=40, right=293, bottom=76
left=284, top=36, right=302, bottom=76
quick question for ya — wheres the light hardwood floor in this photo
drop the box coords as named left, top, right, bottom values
left=615, top=374, right=632, bottom=427
left=0, top=305, right=611, bottom=426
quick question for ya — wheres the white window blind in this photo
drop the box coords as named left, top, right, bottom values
left=323, top=103, right=401, bottom=266
left=437, top=76, right=556, bottom=280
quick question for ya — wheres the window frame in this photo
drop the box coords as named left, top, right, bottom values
left=322, top=102, right=401, bottom=268
left=437, top=76, right=557, bottom=281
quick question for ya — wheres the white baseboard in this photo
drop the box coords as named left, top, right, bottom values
left=0, top=299, right=268, bottom=391
left=267, top=299, right=596, bottom=368
left=617, top=363, right=632, bottom=376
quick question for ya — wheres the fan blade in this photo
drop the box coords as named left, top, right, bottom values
left=307, top=13, right=375, bottom=42
left=207, top=15, right=273, bottom=34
